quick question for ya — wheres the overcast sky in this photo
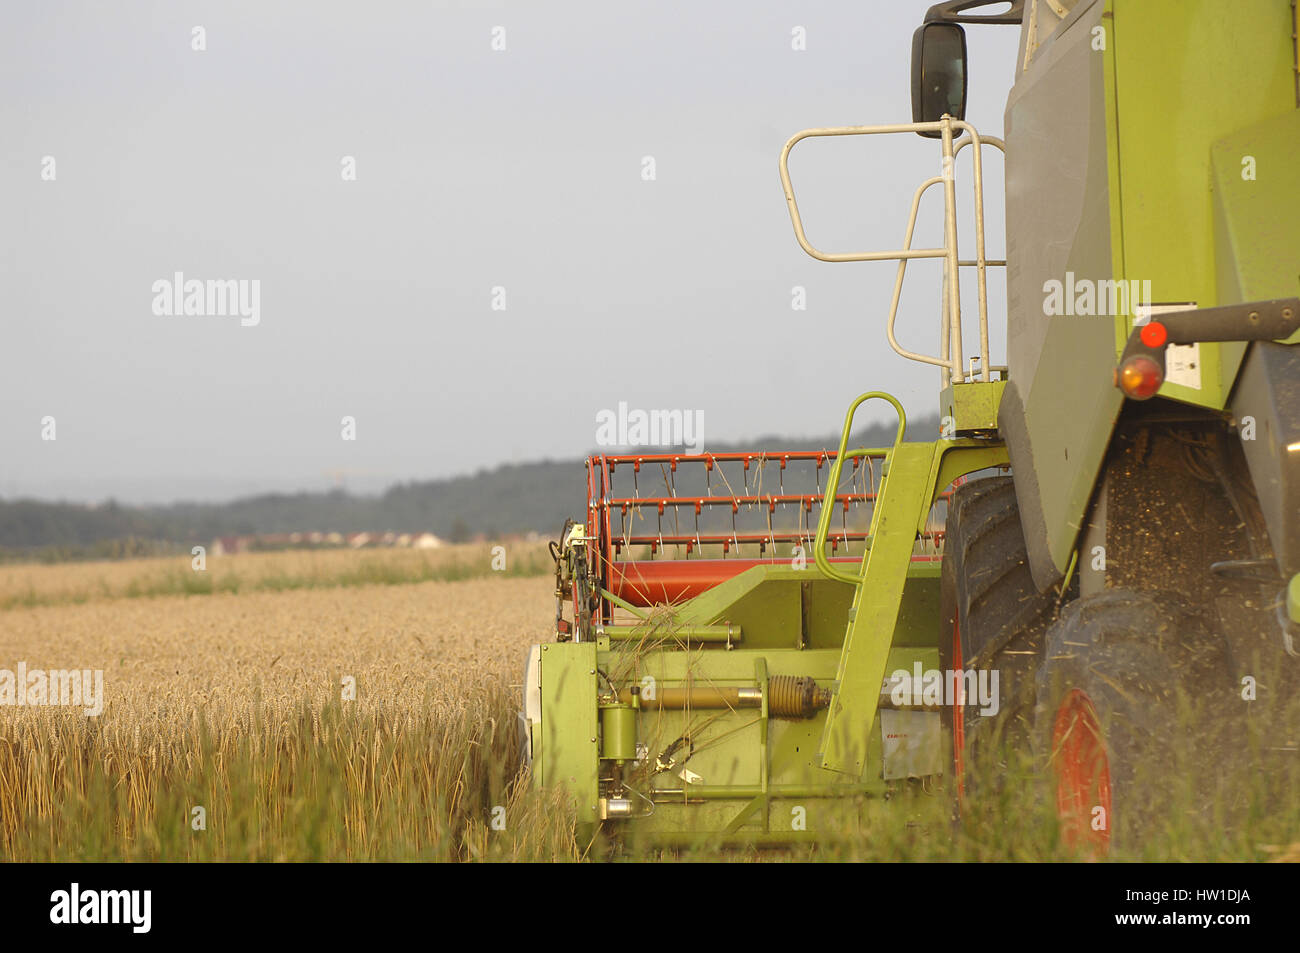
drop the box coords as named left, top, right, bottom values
left=1, top=1, right=1020, bottom=503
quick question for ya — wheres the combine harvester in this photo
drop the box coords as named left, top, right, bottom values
left=525, top=0, right=1300, bottom=851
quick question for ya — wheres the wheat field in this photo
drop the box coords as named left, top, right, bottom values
left=0, top=548, right=576, bottom=861
left=0, top=541, right=552, bottom=611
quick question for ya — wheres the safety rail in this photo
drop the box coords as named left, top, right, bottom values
left=812, top=392, right=907, bottom=586
left=779, top=116, right=1005, bottom=387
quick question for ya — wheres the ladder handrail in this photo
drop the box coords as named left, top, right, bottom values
left=812, top=392, right=908, bottom=585
left=779, top=117, right=1005, bottom=385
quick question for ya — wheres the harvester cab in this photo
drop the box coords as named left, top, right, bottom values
left=527, top=0, right=1300, bottom=851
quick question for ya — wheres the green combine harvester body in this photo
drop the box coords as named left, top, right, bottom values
left=526, top=0, right=1300, bottom=848
left=1001, top=0, right=1300, bottom=589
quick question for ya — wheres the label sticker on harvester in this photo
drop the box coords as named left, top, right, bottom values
left=881, top=709, right=943, bottom=780
left=1136, top=302, right=1201, bottom=390
left=1165, top=343, right=1202, bottom=390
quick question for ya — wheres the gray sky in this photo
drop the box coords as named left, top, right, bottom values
left=1, top=1, right=1020, bottom=503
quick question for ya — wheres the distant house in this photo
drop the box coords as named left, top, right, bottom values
left=211, top=530, right=439, bottom=554
left=210, top=536, right=246, bottom=556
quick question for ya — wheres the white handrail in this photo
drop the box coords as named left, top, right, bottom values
left=779, top=117, right=1006, bottom=385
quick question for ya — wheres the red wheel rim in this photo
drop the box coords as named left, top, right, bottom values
left=1052, top=688, right=1111, bottom=854
left=951, top=619, right=966, bottom=804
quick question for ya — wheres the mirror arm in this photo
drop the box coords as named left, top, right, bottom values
left=923, top=0, right=1026, bottom=25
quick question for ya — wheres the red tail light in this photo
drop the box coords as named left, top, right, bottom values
left=1139, top=320, right=1168, bottom=348
left=1117, top=355, right=1163, bottom=400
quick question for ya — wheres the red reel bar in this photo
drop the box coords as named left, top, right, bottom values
left=583, top=451, right=951, bottom=614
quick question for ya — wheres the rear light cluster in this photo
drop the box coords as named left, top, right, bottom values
left=1115, top=320, right=1167, bottom=400
left=1117, top=355, right=1164, bottom=399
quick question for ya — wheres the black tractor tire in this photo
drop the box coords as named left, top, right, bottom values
left=938, top=476, right=1058, bottom=798
left=1033, top=589, right=1239, bottom=855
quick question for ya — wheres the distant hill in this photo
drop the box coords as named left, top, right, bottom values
left=0, top=415, right=939, bottom=559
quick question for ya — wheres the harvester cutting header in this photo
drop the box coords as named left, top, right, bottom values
left=526, top=0, right=1300, bottom=850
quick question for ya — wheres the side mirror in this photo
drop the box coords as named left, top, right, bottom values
left=911, top=22, right=968, bottom=138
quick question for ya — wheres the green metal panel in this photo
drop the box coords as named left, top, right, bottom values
left=675, top=561, right=803, bottom=645
left=892, top=562, right=942, bottom=647
left=671, top=562, right=940, bottom=651
left=537, top=642, right=599, bottom=825
left=802, top=576, right=859, bottom=650
left=940, top=380, right=1006, bottom=433
left=1003, top=0, right=1298, bottom=586
left=1111, top=0, right=1296, bottom=405
left=1210, top=108, right=1300, bottom=338
left=1002, top=0, right=1127, bottom=587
